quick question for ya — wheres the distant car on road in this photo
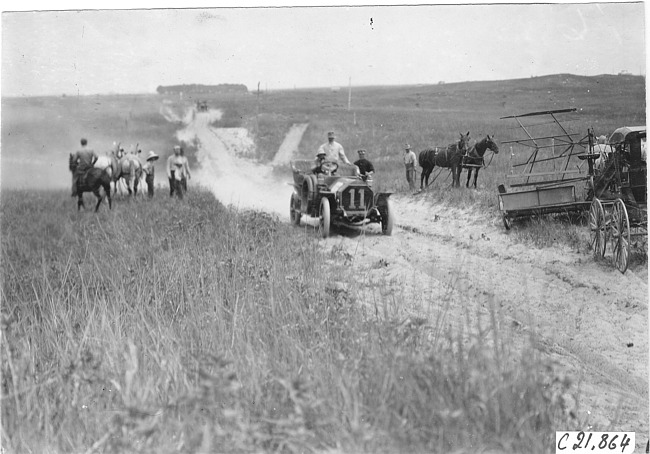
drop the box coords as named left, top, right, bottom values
left=196, top=100, right=208, bottom=112
left=289, top=159, right=394, bottom=237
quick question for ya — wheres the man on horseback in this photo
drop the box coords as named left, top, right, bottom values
left=71, top=138, right=98, bottom=197
left=403, top=143, right=417, bottom=192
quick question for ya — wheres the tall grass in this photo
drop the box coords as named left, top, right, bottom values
left=2, top=189, right=578, bottom=453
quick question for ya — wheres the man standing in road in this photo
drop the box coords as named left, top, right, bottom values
left=353, top=149, right=374, bottom=181
left=71, top=138, right=98, bottom=197
left=403, top=143, right=417, bottom=192
left=317, top=131, right=352, bottom=165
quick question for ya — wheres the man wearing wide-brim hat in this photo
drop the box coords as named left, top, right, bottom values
left=143, top=150, right=159, bottom=199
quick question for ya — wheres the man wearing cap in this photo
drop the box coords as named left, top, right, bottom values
left=403, top=143, right=417, bottom=192
left=353, top=149, right=374, bottom=181
left=166, top=145, right=191, bottom=199
left=143, top=150, right=159, bottom=198
left=317, top=131, right=352, bottom=165
left=312, top=150, right=330, bottom=175
left=594, top=134, right=613, bottom=172
left=71, top=138, right=98, bottom=197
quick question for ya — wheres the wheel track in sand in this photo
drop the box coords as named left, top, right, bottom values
left=316, top=194, right=648, bottom=439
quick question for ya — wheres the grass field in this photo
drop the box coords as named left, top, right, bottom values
left=2, top=189, right=577, bottom=453
left=1, top=74, right=645, bottom=452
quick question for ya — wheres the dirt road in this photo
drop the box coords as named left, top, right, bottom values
left=181, top=106, right=648, bottom=443
left=271, top=123, right=309, bottom=166
left=177, top=109, right=292, bottom=214
left=325, top=196, right=648, bottom=441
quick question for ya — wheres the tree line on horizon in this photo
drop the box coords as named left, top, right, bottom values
left=156, top=83, right=248, bottom=95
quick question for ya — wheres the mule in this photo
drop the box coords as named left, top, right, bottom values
left=462, top=135, right=499, bottom=188
left=69, top=154, right=112, bottom=212
left=418, top=131, right=470, bottom=189
left=117, top=153, right=143, bottom=196
left=105, top=147, right=143, bottom=196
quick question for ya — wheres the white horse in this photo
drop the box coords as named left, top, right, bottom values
left=95, top=144, right=143, bottom=196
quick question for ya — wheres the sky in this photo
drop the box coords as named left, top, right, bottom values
left=1, top=1, right=647, bottom=96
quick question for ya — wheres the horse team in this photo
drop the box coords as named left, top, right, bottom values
left=417, top=132, right=500, bottom=190
left=69, top=144, right=144, bottom=212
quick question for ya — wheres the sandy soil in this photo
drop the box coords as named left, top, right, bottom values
left=183, top=106, right=648, bottom=445
left=176, top=109, right=292, bottom=214
left=271, top=123, right=309, bottom=166
left=331, top=197, right=648, bottom=439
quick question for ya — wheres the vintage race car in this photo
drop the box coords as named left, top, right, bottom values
left=289, top=159, right=394, bottom=237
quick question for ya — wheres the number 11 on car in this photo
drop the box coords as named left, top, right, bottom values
left=556, top=432, right=635, bottom=453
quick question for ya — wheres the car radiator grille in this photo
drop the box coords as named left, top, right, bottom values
left=342, top=187, right=373, bottom=211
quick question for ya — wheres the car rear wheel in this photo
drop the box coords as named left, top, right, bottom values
left=290, top=193, right=301, bottom=225
left=380, top=199, right=394, bottom=235
left=319, top=197, right=331, bottom=238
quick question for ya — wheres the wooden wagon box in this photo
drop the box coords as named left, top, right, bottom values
left=499, top=185, right=576, bottom=211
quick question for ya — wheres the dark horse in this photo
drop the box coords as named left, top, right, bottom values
left=462, top=134, right=499, bottom=188
left=418, top=131, right=471, bottom=189
left=69, top=154, right=112, bottom=212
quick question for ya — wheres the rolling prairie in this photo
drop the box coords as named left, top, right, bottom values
left=2, top=73, right=647, bottom=453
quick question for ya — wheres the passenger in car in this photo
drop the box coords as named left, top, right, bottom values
left=353, top=149, right=374, bottom=181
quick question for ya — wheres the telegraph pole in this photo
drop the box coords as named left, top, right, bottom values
left=256, top=81, right=260, bottom=132
left=347, top=76, right=352, bottom=111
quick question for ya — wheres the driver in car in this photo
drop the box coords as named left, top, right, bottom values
left=312, top=150, right=333, bottom=175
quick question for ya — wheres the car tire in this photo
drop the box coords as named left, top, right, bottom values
left=380, top=199, right=394, bottom=236
left=319, top=197, right=331, bottom=238
left=290, top=193, right=301, bottom=225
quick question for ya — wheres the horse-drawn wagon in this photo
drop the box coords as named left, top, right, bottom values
left=497, top=109, right=647, bottom=273
left=497, top=108, right=594, bottom=229
left=588, top=126, right=647, bottom=273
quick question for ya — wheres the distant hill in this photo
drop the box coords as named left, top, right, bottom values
left=156, top=84, right=248, bottom=95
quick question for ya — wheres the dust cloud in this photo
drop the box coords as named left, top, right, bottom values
left=173, top=108, right=301, bottom=219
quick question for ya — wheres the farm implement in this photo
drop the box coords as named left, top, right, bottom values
left=497, top=108, right=593, bottom=229
left=497, top=108, right=647, bottom=273
left=588, top=126, right=647, bottom=273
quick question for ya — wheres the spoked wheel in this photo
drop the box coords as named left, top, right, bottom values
left=502, top=214, right=511, bottom=230
left=589, top=198, right=606, bottom=258
left=610, top=198, right=631, bottom=273
left=499, top=196, right=511, bottom=230
left=289, top=193, right=301, bottom=225
left=379, top=199, right=394, bottom=236
left=319, top=197, right=331, bottom=238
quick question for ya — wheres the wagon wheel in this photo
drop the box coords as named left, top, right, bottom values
left=379, top=199, right=394, bottom=236
left=498, top=196, right=511, bottom=230
left=289, top=193, right=301, bottom=225
left=589, top=198, right=606, bottom=258
left=319, top=197, right=331, bottom=238
left=502, top=213, right=511, bottom=230
left=610, top=198, right=631, bottom=273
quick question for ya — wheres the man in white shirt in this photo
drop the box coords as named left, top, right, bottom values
left=403, top=143, right=417, bottom=192
left=167, top=145, right=191, bottom=199
left=317, top=131, right=352, bottom=165
left=593, top=135, right=613, bottom=172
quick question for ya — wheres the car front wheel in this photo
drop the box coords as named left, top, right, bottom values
left=319, top=197, right=331, bottom=238
left=290, top=193, right=301, bottom=225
